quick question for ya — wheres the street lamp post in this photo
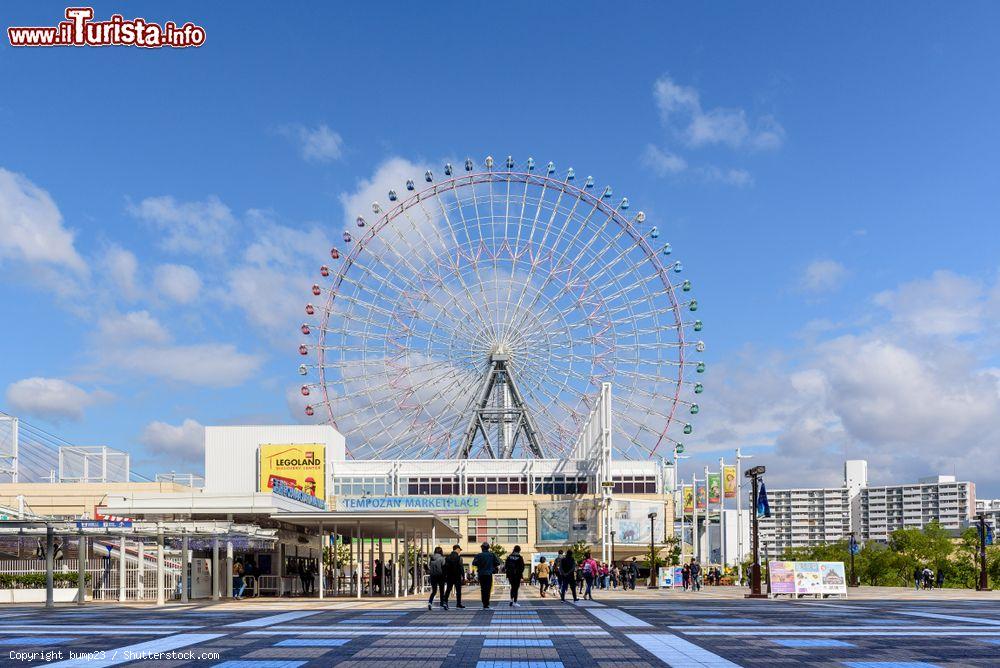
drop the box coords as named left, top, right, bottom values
left=744, top=465, right=767, bottom=599
left=648, top=511, right=658, bottom=588
left=610, top=530, right=616, bottom=566
left=977, top=513, right=991, bottom=592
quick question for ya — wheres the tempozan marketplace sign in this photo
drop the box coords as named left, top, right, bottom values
left=336, top=495, right=486, bottom=515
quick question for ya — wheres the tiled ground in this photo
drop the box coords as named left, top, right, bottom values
left=3, top=591, right=1000, bottom=666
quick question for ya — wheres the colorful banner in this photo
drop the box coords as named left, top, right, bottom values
left=768, top=560, right=796, bottom=594
left=819, top=562, right=847, bottom=594
left=658, top=566, right=684, bottom=588
left=337, top=495, right=486, bottom=515
left=768, top=561, right=847, bottom=596
left=723, top=465, right=738, bottom=499
left=258, top=444, right=325, bottom=500
left=682, top=485, right=694, bottom=513
left=695, top=480, right=707, bottom=509
left=707, top=473, right=721, bottom=504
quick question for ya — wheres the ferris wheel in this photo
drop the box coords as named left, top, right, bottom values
left=299, top=155, right=704, bottom=461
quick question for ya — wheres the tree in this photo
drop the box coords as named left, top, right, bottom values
left=489, top=542, right=507, bottom=562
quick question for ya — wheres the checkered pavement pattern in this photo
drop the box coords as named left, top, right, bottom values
left=2, top=595, right=1000, bottom=666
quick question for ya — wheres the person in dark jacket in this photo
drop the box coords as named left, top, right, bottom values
left=428, top=546, right=446, bottom=610
left=558, top=548, right=578, bottom=602
left=504, top=545, right=526, bottom=607
left=443, top=544, right=464, bottom=609
left=472, top=542, right=502, bottom=609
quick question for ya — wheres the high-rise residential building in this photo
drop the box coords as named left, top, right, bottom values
left=859, top=475, right=974, bottom=541
left=759, top=460, right=975, bottom=557
left=759, top=486, right=851, bottom=558
left=975, top=499, right=1000, bottom=528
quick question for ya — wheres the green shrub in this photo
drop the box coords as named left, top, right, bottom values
left=0, top=572, right=90, bottom=589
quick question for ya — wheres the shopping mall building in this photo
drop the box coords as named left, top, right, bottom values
left=0, top=421, right=674, bottom=603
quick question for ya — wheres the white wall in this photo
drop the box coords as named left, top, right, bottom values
left=204, top=425, right=344, bottom=494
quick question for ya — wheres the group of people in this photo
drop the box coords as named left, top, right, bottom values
left=913, top=565, right=945, bottom=590
left=679, top=559, right=720, bottom=591
left=533, top=550, right=644, bottom=602
left=425, top=543, right=655, bottom=610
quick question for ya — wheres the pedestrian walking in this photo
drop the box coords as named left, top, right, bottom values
left=558, top=548, right=579, bottom=602
left=505, top=545, right=526, bottom=607
left=610, top=564, right=620, bottom=589
left=536, top=556, right=550, bottom=598
left=553, top=549, right=563, bottom=589
left=682, top=563, right=691, bottom=590
left=428, top=546, right=446, bottom=610
left=913, top=565, right=922, bottom=590
left=472, top=542, right=501, bottom=609
left=628, top=557, right=640, bottom=591
left=442, top=544, right=464, bottom=609
left=232, top=560, right=246, bottom=600
left=689, top=559, right=701, bottom=592
left=936, top=567, right=945, bottom=589
left=581, top=551, right=599, bottom=600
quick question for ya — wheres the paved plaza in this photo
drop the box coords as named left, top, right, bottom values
left=3, top=588, right=1000, bottom=667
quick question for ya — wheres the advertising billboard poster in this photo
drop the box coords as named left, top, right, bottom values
left=536, top=501, right=600, bottom=544
left=682, top=485, right=694, bottom=513
left=707, top=473, right=721, bottom=504
left=695, top=480, right=707, bottom=509
left=658, top=566, right=684, bottom=588
left=794, top=561, right=823, bottom=595
left=258, top=444, right=325, bottom=500
left=819, top=561, right=847, bottom=594
left=537, top=503, right=570, bottom=542
left=612, top=500, right=664, bottom=544
left=723, top=465, right=738, bottom=499
left=768, top=561, right=796, bottom=594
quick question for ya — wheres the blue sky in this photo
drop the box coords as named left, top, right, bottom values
left=1, top=2, right=999, bottom=492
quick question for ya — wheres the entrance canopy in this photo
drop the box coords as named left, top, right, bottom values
left=275, top=511, right=461, bottom=541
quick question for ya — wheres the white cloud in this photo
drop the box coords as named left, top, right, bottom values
left=339, top=157, right=432, bottom=225
left=104, top=244, right=141, bottom=301
left=96, top=310, right=170, bottom=344
left=140, top=418, right=205, bottom=463
left=652, top=75, right=784, bottom=150
left=642, top=144, right=687, bottom=176
left=154, top=263, right=202, bottom=303
left=800, top=259, right=848, bottom=293
left=0, top=168, right=87, bottom=274
left=695, top=166, right=754, bottom=187
left=4, top=377, right=109, bottom=422
left=128, top=195, right=235, bottom=255
left=873, top=270, right=985, bottom=337
left=117, top=343, right=263, bottom=387
left=694, top=269, right=1000, bottom=493
left=280, top=123, right=344, bottom=163
left=227, top=220, right=331, bottom=338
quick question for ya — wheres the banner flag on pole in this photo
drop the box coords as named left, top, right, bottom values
left=682, top=485, right=694, bottom=514
left=756, top=480, right=771, bottom=518
left=723, top=465, right=737, bottom=498
left=707, top=472, right=721, bottom=504
left=695, top=480, right=707, bottom=509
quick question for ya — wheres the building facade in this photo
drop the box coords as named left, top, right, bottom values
left=860, top=475, right=975, bottom=541
left=760, top=461, right=975, bottom=557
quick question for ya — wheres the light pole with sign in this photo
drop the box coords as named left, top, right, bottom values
left=744, top=465, right=767, bottom=599
left=647, top=511, right=658, bottom=588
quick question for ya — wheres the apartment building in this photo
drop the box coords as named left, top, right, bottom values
left=759, top=486, right=851, bottom=558
left=860, top=475, right=974, bottom=541
left=760, top=461, right=975, bottom=556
